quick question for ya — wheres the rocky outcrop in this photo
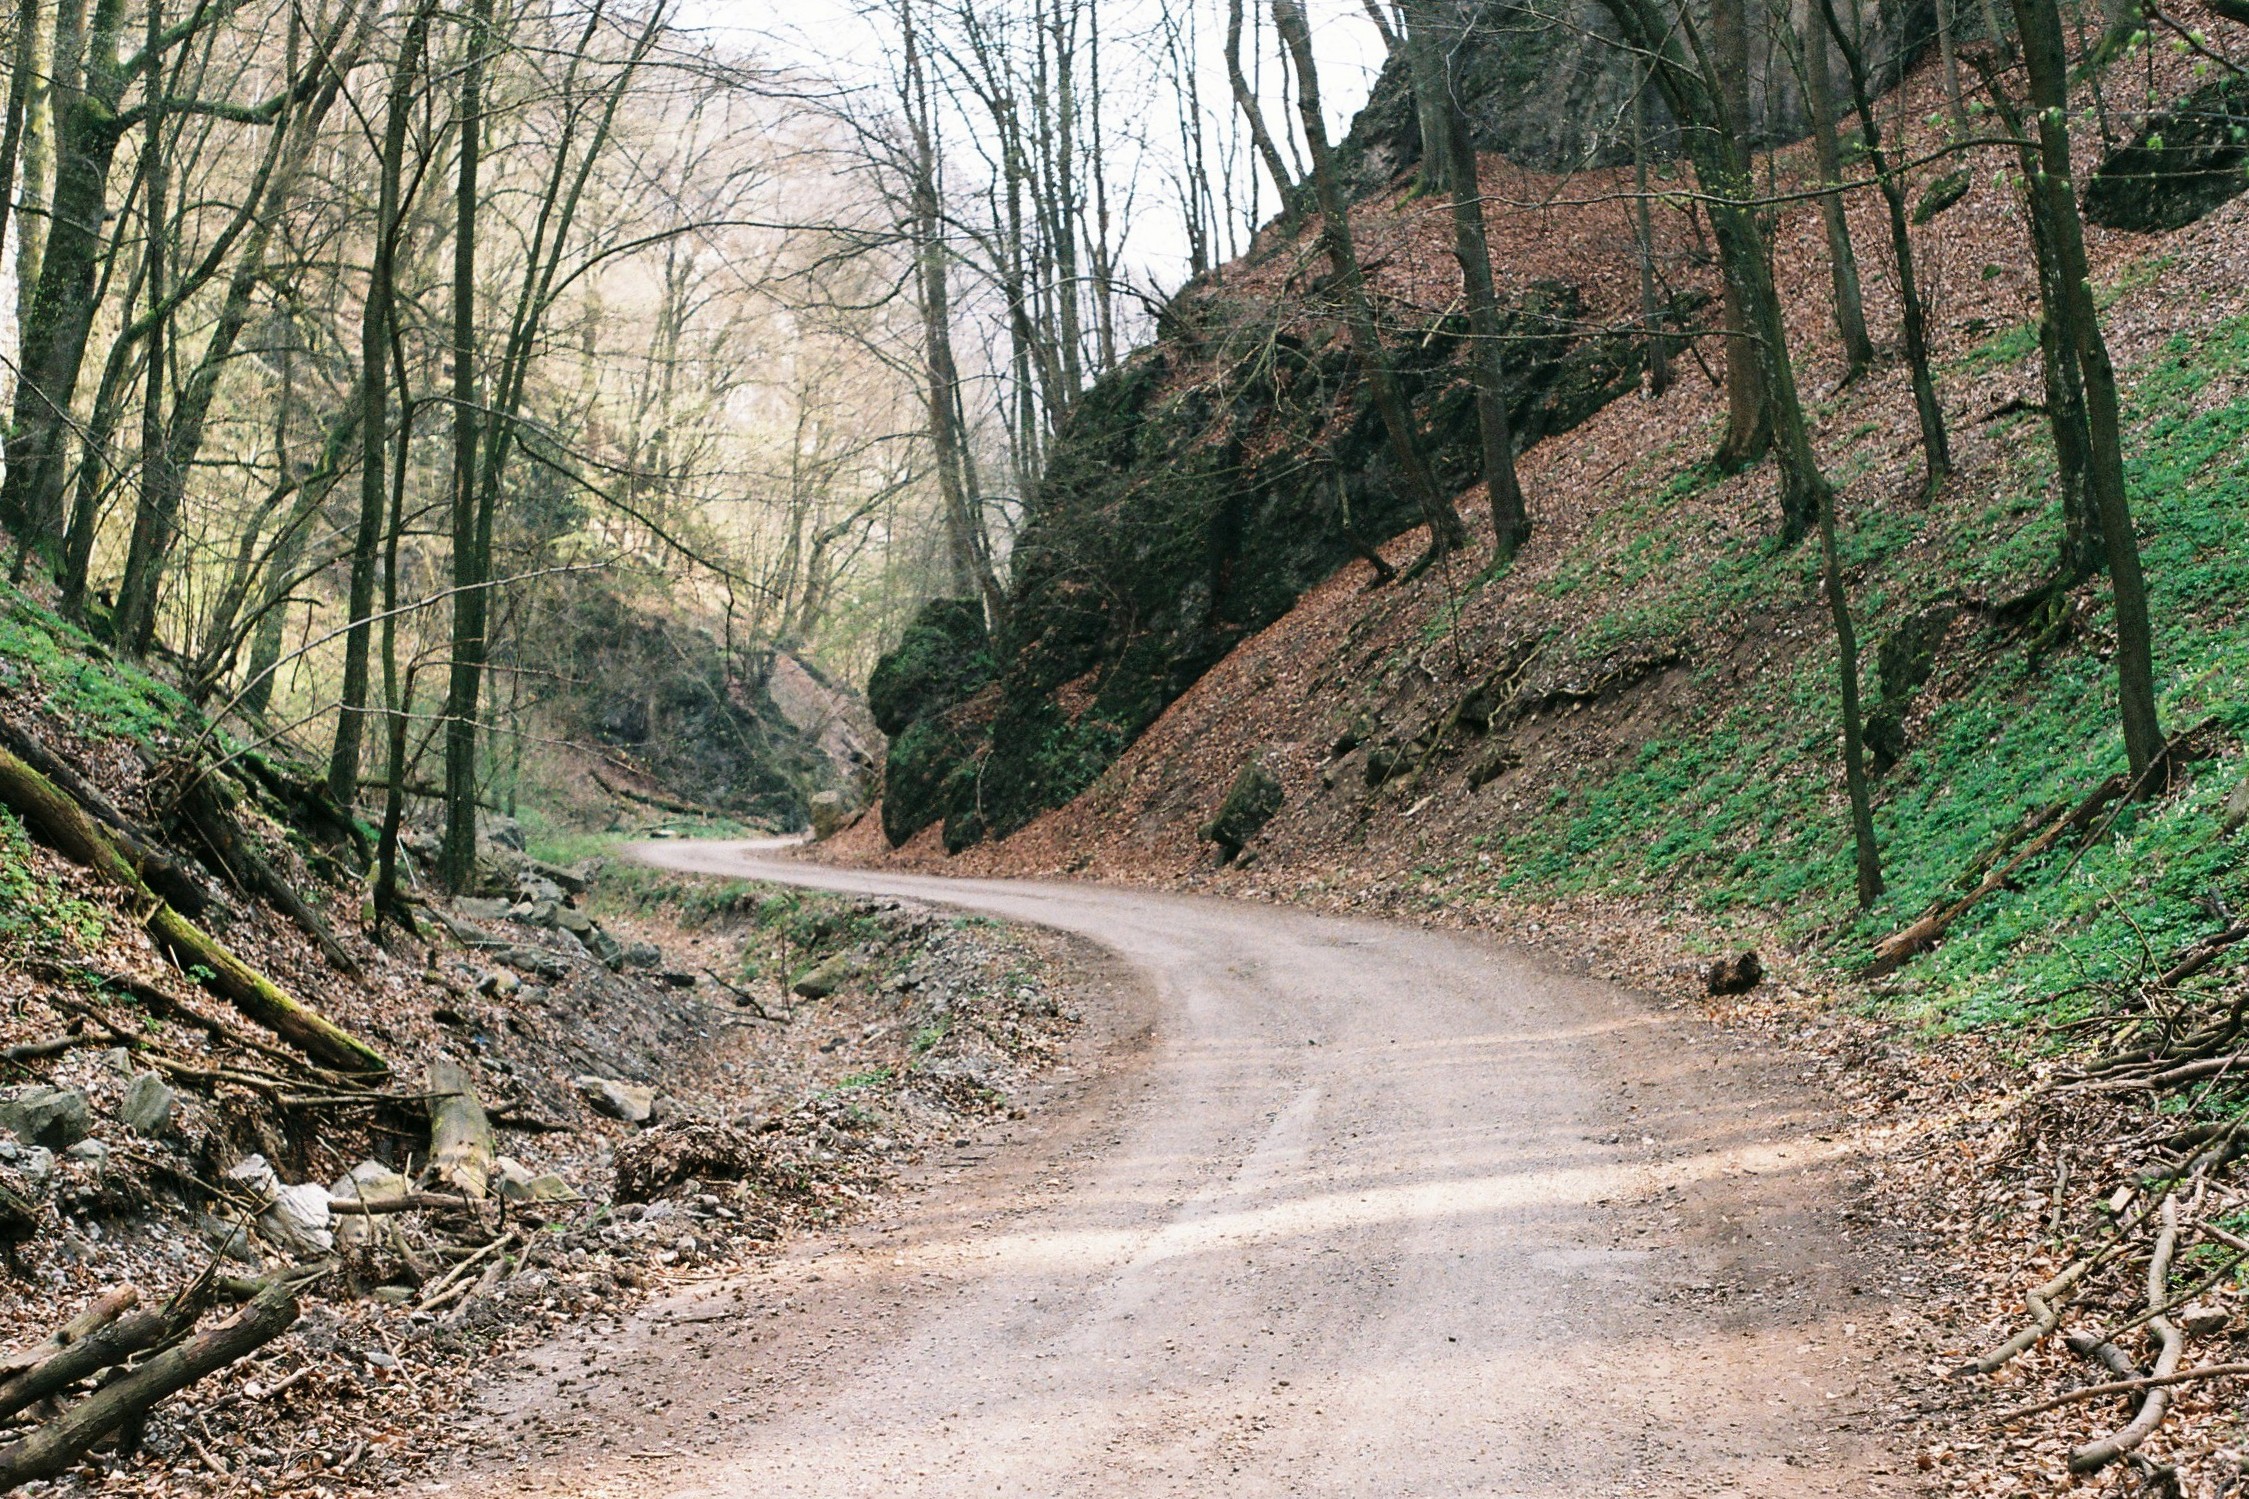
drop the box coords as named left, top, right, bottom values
left=2084, top=76, right=2249, bottom=232
left=873, top=280, right=1680, bottom=852
left=1336, top=0, right=1940, bottom=184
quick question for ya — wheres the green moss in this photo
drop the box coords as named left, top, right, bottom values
left=0, top=589, right=189, bottom=745
left=0, top=810, right=106, bottom=953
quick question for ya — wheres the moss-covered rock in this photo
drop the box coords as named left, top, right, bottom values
left=1201, top=758, right=1285, bottom=863
left=868, top=277, right=1680, bottom=853
left=866, top=597, right=993, bottom=737
left=2085, top=77, right=2249, bottom=233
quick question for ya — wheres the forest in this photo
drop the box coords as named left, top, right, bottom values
left=0, top=0, right=2246, bottom=1491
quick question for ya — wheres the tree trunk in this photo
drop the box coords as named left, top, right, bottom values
left=110, top=0, right=168, bottom=654
left=1407, top=0, right=1528, bottom=555
left=329, top=2, right=432, bottom=807
left=0, top=0, right=129, bottom=563
left=1273, top=0, right=1465, bottom=568
left=441, top=0, right=495, bottom=894
left=902, top=0, right=1008, bottom=625
left=1706, top=0, right=1769, bottom=468
left=1820, top=0, right=1950, bottom=493
left=2009, top=0, right=2165, bottom=782
left=1631, top=77, right=1672, bottom=397
left=1802, top=11, right=1873, bottom=381
left=1226, top=0, right=1296, bottom=212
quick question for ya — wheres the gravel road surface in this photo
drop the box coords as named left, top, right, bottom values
left=454, top=840, right=1920, bottom=1497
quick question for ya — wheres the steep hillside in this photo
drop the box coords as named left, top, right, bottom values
left=877, top=153, right=1716, bottom=852
left=834, top=36, right=2249, bottom=1488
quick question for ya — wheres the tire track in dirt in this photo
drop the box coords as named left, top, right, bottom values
left=447, top=840, right=1926, bottom=1497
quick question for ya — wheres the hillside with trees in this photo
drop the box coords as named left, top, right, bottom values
left=0, top=0, right=2247, bottom=1491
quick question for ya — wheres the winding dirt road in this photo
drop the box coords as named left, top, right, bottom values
left=453, top=841, right=1924, bottom=1497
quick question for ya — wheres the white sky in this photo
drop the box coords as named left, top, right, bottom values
left=672, top=0, right=1392, bottom=284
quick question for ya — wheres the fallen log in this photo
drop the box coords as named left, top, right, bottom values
left=163, top=764, right=360, bottom=977
left=1873, top=722, right=2216, bottom=976
left=0, top=720, right=211, bottom=918
left=0, top=745, right=387, bottom=1076
left=0, top=1309, right=178, bottom=1421
left=0, top=1288, right=138, bottom=1380
left=1872, top=781, right=2120, bottom=976
left=0, top=1281, right=300, bottom=1491
left=426, top=1059, right=493, bottom=1200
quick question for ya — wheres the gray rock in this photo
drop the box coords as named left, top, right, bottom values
left=511, top=899, right=561, bottom=929
left=516, top=876, right=566, bottom=906
left=584, top=928, right=626, bottom=970
left=0, top=1085, right=92, bottom=1149
left=792, top=954, right=858, bottom=999
left=620, top=941, right=662, bottom=970
left=500, top=947, right=571, bottom=980
left=525, top=858, right=591, bottom=895
left=63, top=1139, right=108, bottom=1178
left=198, top=1214, right=261, bottom=1265
left=554, top=906, right=596, bottom=937
left=2180, top=1302, right=2232, bottom=1336
left=808, top=790, right=850, bottom=840
left=11, top=1145, right=54, bottom=1186
left=478, top=968, right=521, bottom=998
left=455, top=896, right=513, bottom=921
left=120, top=1072, right=175, bottom=1138
left=574, top=1076, right=657, bottom=1125
left=493, top=1156, right=579, bottom=1203
left=227, top=1155, right=334, bottom=1256
left=478, top=812, right=527, bottom=851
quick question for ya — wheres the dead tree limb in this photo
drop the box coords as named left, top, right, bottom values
left=2070, top=1197, right=2184, bottom=1472
left=0, top=1309, right=179, bottom=1421
left=0, top=1281, right=301, bottom=1491
left=0, top=745, right=388, bottom=1076
left=0, top=1288, right=139, bottom=1380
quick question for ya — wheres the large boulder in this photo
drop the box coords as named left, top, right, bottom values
left=1201, top=757, right=1285, bottom=864
left=2085, top=76, right=2249, bottom=232
left=0, top=1086, right=91, bottom=1150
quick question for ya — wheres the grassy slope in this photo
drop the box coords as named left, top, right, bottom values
left=1484, top=302, right=2249, bottom=1031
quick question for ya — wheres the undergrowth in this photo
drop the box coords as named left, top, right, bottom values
left=1471, top=307, right=2249, bottom=1037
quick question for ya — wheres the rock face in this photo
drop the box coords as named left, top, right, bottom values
left=873, top=280, right=1671, bottom=852
left=1335, top=0, right=1937, bottom=183
left=0, top=1085, right=91, bottom=1149
left=2084, top=76, right=2249, bottom=232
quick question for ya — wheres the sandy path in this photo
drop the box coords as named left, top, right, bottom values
left=449, top=840, right=1922, bottom=1497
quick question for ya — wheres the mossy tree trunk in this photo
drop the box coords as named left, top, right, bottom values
left=0, top=744, right=389, bottom=1074
left=2008, top=0, right=2166, bottom=784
